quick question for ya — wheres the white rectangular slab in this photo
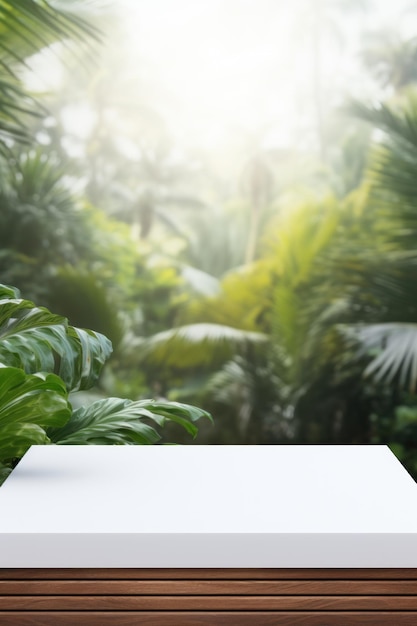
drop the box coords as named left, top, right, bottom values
left=0, top=444, right=417, bottom=567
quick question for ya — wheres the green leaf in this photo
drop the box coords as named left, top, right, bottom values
left=0, top=284, right=19, bottom=300
left=0, top=461, right=12, bottom=487
left=65, top=326, right=113, bottom=392
left=140, top=323, right=267, bottom=368
left=0, top=288, right=112, bottom=391
left=355, top=323, right=417, bottom=391
left=0, top=422, right=50, bottom=461
left=0, top=0, right=101, bottom=149
left=0, top=366, right=71, bottom=463
left=49, top=397, right=212, bottom=445
left=144, top=400, right=214, bottom=431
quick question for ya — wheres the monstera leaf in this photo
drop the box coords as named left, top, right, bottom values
left=0, top=462, right=11, bottom=484
left=49, top=398, right=213, bottom=445
left=0, top=284, right=213, bottom=487
left=0, top=284, right=112, bottom=391
left=0, top=366, right=71, bottom=463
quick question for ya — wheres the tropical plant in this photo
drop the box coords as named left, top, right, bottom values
left=132, top=257, right=275, bottom=442
left=371, top=401, right=417, bottom=477
left=138, top=259, right=272, bottom=373
left=32, top=19, right=206, bottom=241
left=346, top=93, right=417, bottom=390
left=137, top=190, right=384, bottom=446
left=0, top=0, right=99, bottom=150
left=0, top=1, right=107, bottom=307
left=0, top=284, right=212, bottom=486
left=0, top=149, right=96, bottom=303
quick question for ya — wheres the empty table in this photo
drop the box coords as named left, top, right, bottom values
left=0, top=444, right=416, bottom=624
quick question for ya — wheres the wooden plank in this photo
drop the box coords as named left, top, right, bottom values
left=1, top=579, right=417, bottom=595
left=0, top=594, right=417, bottom=610
left=0, top=611, right=417, bottom=625
left=1, top=568, right=417, bottom=580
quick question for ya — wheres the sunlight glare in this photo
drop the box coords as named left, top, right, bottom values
left=122, top=0, right=310, bottom=151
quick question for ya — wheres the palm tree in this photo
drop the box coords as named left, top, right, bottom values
left=345, top=94, right=417, bottom=390
left=0, top=0, right=99, bottom=150
left=126, top=91, right=417, bottom=454
left=137, top=196, right=364, bottom=444
left=0, top=149, right=92, bottom=300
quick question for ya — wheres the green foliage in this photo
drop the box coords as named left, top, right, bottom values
left=0, top=150, right=93, bottom=301
left=326, top=123, right=371, bottom=197
left=343, top=94, right=417, bottom=392
left=49, top=398, right=210, bottom=445
left=83, top=206, right=141, bottom=306
left=0, top=366, right=70, bottom=461
left=146, top=188, right=390, bottom=446
left=350, top=95, right=417, bottom=242
left=44, top=268, right=124, bottom=351
left=203, top=354, right=286, bottom=444
left=181, top=260, right=274, bottom=331
left=0, top=155, right=175, bottom=351
left=370, top=400, right=417, bottom=478
left=4, top=0, right=417, bottom=478
left=353, top=323, right=417, bottom=391
left=0, top=461, right=11, bottom=483
left=2, top=151, right=87, bottom=258
left=140, top=323, right=267, bottom=370
left=136, top=263, right=184, bottom=337
left=269, top=198, right=342, bottom=383
left=0, top=0, right=99, bottom=148
left=0, top=284, right=212, bottom=485
left=0, top=286, right=112, bottom=392
left=129, top=259, right=275, bottom=440
left=0, top=282, right=110, bottom=465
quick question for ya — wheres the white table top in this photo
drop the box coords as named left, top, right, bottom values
left=0, top=444, right=417, bottom=567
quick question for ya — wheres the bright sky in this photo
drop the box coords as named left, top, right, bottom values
left=119, top=0, right=412, bottom=153
left=122, top=0, right=315, bottom=152
left=25, top=0, right=413, bottom=161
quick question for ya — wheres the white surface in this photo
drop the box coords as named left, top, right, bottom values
left=0, top=444, right=417, bottom=567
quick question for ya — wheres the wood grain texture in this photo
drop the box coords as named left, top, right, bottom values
left=1, top=594, right=417, bottom=610
left=1, top=568, right=416, bottom=624
left=1, top=612, right=417, bottom=626
left=1, top=568, right=417, bottom=579
left=1, top=579, right=417, bottom=595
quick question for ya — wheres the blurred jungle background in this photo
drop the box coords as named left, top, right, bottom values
left=3, top=0, right=417, bottom=477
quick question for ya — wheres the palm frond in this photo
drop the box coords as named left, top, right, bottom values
left=0, top=0, right=100, bottom=60
left=140, top=323, right=267, bottom=368
left=348, top=95, right=417, bottom=245
left=352, top=323, right=417, bottom=391
left=0, top=0, right=101, bottom=149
